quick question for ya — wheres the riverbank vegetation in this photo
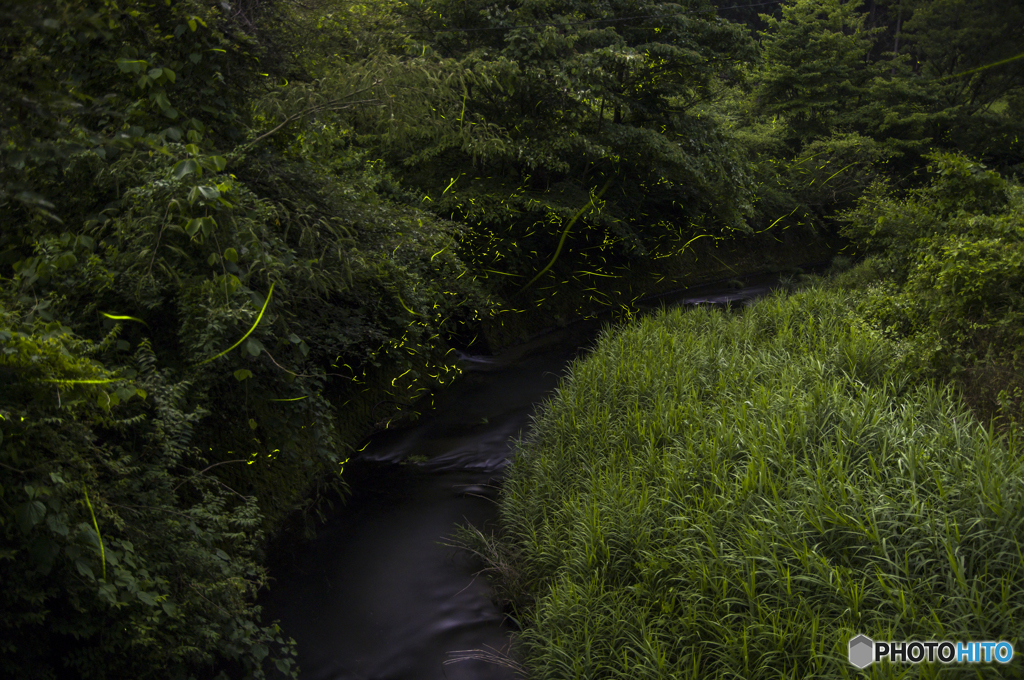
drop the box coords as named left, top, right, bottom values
left=484, top=287, right=1023, bottom=678
left=2, top=0, right=1022, bottom=676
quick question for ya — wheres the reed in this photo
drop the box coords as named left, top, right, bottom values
left=491, top=286, right=1024, bottom=679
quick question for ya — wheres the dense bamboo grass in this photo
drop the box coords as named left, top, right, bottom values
left=489, top=288, right=1024, bottom=679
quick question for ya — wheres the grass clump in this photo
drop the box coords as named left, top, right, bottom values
left=494, top=287, right=1024, bottom=679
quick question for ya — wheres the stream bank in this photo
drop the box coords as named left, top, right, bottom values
left=260, top=271, right=807, bottom=680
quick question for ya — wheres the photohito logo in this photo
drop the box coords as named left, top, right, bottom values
left=848, top=635, right=1015, bottom=669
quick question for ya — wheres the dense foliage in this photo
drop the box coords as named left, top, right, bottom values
left=1, top=0, right=492, bottom=676
left=2, top=0, right=1023, bottom=676
left=482, top=288, right=1023, bottom=679
left=839, top=152, right=1024, bottom=425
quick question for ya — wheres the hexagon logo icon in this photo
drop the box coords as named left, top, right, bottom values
left=849, top=634, right=874, bottom=669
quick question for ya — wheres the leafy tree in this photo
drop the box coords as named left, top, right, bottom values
left=898, top=0, right=1024, bottom=169
left=0, top=311, right=300, bottom=678
left=753, top=0, right=887, bottom=146
left=372, top=0, right=760, bottom=293
left=752, top=0, right=1024, bottom=170
left=0, top=0, right=501, bottom=676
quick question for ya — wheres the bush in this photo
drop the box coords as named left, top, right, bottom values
left=839, top=152, right=1024, bottom=424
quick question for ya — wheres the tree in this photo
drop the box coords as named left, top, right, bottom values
left=374, top=0, right=759, bottom=292
left=753, top=0, right=883, bottom=146
left=899, top=0, right=1024, bottom=169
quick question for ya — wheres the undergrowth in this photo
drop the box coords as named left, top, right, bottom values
left=471, top=287, right=1023, bottom=679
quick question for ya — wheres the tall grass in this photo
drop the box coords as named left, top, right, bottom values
left=491, top=287, right=1024, bottom=679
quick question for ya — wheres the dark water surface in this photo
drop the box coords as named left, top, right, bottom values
left=260, top=273, right=796, bottom=680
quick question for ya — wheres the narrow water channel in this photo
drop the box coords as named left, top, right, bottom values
left=260, top=273, right=798, bottom=680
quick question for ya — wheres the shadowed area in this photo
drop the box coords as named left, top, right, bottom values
left=260, top=274, right=790, bottom=680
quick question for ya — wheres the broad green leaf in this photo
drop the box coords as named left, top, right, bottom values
left=197, top=185, right=220, bottom=200
left=224, top=247, right=238, bottom=262
left=76, top=559, right=96, bottom=581
left=98, top=583, right=118, bottom=604
left=46, top=513, right=68, bottom=537
left=253, top=644, right=269, bottom=662
left=288, top=333, right=301, bottom=344
left=55, top=252, right=77, bottom=269
left=137, top=591, right=157, bottom=606
left=162, top=67, right=176, bottom=83
left=173, top=159, right=199, bottom=180
left=245, top=338, right=263, bottom=356
left=17, top=501, right=46, bottom=533
left=185, top=218, right=201, bottom=238
left=162, top=601, right=178, bottom=616
left=233, top=369, right=253, bottom=381
left=248, top=418, right=258, bottom=430
left=199, top=216, right=216, bottom=236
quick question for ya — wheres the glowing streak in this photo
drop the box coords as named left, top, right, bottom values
left=82, top=485, right=106, bottom=581
left=677, top=233, right=713, bottom=252
left=101, top=312, right=149, bottom=327
left=42, top=378, right=117, bottom=384
left=269, top=396, right=308, bottom=402
left=197, top=282, right=275, bottom=365
left=819, top=162, right=858, bottom=187
left=518, top=179, right=613, bottom=294
left=397, top=295, right=416, bottom=315
left=430, top=247, right=448, bottom=261
left=761, top=206, right=800, bottom=233
left=939, top=51, right=1024, bottom=80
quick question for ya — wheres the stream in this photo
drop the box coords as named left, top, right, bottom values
left=260, top=272, right=800, bottom=680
